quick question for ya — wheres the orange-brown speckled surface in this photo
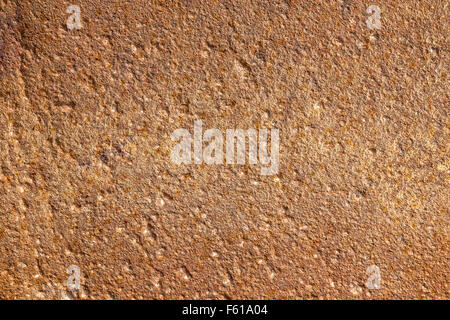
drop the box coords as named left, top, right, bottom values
left=0, top=0, right=448, bottom=299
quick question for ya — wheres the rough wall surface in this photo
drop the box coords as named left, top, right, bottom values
left=0, top=0, right=448, bottom=299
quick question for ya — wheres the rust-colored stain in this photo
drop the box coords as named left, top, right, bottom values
left=0, top=0, right=448, bottom=299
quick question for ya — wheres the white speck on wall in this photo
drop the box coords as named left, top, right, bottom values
left=350, top=285, right=362, bottom=295
left=61, top=292, right=72, bottom=300
left=156, top=198, right=165, bottom=207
